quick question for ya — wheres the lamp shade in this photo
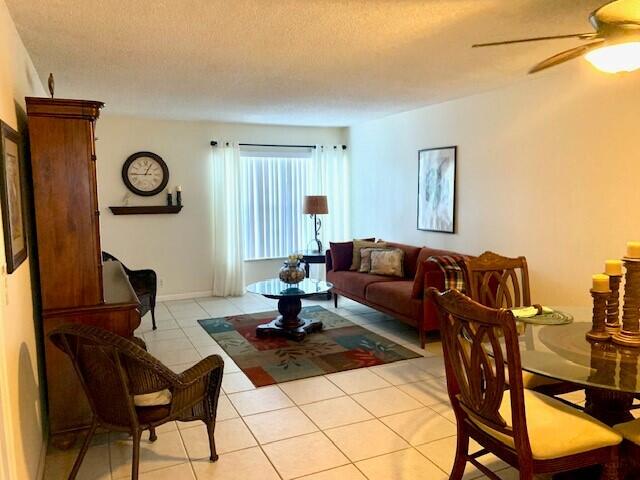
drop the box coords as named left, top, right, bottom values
left=303, top=195, right=328, bottom=214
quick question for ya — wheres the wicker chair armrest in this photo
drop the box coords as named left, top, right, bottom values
left=175, top=355, right=224, bottom=388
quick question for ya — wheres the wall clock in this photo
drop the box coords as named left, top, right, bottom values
left=122, top=151, right=169, bottom=196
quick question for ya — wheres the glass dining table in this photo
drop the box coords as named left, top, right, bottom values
left=516, top=306, right=640, bottom=426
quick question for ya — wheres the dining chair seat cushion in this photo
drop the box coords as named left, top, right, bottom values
left=470, top=389, right=621, bottom=460
left=133, top=389, right=172, bottom=407
left=521, top=371, right=563, bottom=390
left=613, top=418, right=640, bottom=444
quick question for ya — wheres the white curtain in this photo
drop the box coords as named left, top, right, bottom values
left=211, top=142, right=245, bottom=296
left=310, top=145, right=351, bottom=246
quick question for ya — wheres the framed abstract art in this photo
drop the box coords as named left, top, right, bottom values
left=0, top=121, right=27, bottom=273
left=417, top=146, right=456, bottom=234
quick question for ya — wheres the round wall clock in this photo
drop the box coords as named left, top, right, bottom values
left=122, top=151, right=169, bottom=196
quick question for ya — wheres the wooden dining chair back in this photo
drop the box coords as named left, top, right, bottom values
left=49, top=324, right=224, bottom=480
left=427, top=289, right=532, bottom=472
left=466, top=251, right=531, bottom=309
left=427, top=288, right=620, bottom=480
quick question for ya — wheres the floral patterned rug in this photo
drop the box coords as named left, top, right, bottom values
left=197, top=305, right=420, bottom=387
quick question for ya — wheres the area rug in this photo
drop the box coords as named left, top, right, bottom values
left=197, top=305, right=420, bottom=387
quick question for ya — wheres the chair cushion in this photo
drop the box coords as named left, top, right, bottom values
left=614, top=418, right=640, bottom=444
left=133, top=389, right=172, bottom=407
left=521, top=371, right=562, bottom=390
left=327, top=270, right=399, bottom=298
left=366, top=281, right=421, bottom=322
left=470, top=389, right=621, bottom=460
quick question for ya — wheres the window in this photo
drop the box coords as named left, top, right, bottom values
left=241, top=148, right=314, bottom=260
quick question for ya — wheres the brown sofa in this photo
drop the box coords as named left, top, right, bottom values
left=326, top=241, right=465, bottom=348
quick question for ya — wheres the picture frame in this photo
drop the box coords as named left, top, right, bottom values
left=0, top=121, right=27, bottom=273
left=417, top=146, right=457, bottom=234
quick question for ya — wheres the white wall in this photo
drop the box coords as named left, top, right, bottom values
left=0, top=1, right=46, bottom=479
left=96, top=115, right=345, bottom=298
left=349, top=61, right=640, bottom=307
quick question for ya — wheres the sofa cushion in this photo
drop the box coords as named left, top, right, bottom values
left=382, top=242, right=423, bottom=279
left=366, top=281, right=421, bottom=321
left=330, top=241, right=355, bottom=271
left=350, top=240, right=387, bottom=271
left=327, top=270, right=399, bottom=298
left=412, top=247, right=463, bottom=298
left=370, top=248, right=405, bottom=277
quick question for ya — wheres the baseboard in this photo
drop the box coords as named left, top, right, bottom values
left=35, top=439, right=47, bottom=480
left=156, top=290, right=214, bottom=302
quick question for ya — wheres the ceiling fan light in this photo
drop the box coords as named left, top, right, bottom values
left=585, top=41, right=640, bottom=73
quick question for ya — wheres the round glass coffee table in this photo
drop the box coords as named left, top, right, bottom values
left=247, top=278, right=333, bottom=341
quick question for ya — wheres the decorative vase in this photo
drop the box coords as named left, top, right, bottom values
left=279, top=260, right=306, bottom=285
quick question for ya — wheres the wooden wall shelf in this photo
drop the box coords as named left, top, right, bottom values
left=109, top=205, right=183, bottom=215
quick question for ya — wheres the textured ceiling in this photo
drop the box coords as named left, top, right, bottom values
left=7, top=0, right=605, bottom=126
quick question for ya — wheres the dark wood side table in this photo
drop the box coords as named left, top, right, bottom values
left=299, top=250, right=331, bottom=300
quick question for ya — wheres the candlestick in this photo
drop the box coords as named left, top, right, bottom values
left=592, top=274, right=610, bottom=293
left=176, top=190, right=182, bottom=206
left=627, top=241, right=640, bottom=259
left=613, top=258, right=640, bottom=347
left=605, top=260, right=623, bottom=276
left=587, top=288, right=612, bottom=341
left=606, top=274, right=622, bottom=334
left=167, top=190, right=173, bottom=206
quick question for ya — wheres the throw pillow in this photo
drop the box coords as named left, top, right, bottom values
left=350, top=239, right=387, bottom=271
left=330, top=238, right=376, bottom=271
left=359, top=247, right=393, bottom=273
left=329, top=241, right=355, bottom=271
left=370, top=248, right=405, bottom=277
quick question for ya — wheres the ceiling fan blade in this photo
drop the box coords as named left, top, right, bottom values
left=592, top=0, right=640, bottom=28
left=529, top=40, right=605, bottom=73
left=472, top=33, right=597, bottom=48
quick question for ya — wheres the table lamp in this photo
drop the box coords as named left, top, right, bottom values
left=303, top=195, right=328, bottom=253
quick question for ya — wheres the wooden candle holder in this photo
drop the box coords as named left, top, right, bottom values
left=587, top=289, right=612, bottom=341
left=613, top=258, right=640, bottom=348
left=606, top=274, right=623, bottom=334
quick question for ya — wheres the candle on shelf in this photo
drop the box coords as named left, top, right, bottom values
left=592, top=274, right=610, bottom=293
left=176, top=185, right=182, bottom=192
left=605, top=260, right=623, bottom=276
left=627, top=241, right=640, bottom=258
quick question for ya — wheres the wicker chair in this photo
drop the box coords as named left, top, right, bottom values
left=102, top=251, right=158, bottom=330
left=48, top=324, right=224, bottom=480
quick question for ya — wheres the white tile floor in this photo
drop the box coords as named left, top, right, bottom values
left=43, top=294, right=535, bottom=479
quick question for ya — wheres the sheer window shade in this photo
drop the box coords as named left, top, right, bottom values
left=241, top=146, right=350, bottom=261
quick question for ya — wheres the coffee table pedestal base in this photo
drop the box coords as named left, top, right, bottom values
left=256, top=297, right=323, bottom=341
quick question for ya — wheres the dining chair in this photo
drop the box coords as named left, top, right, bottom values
left=48, top=324, right=224, bottom=480
left=102, top=251, right=158, bottom=330
left=427, top=288, right=621, bottom=480
left=613, top=419, right=640, bottom=477
left=465, top=251, right=576, bottom=395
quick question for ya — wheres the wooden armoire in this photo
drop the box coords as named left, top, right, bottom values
left=26, top=97, right=141, bottom=446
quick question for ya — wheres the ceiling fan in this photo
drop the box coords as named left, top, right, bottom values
left=473, top=0, right=640, bottom=74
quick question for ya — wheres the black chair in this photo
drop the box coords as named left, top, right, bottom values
left=102, top=251, right=158, bottom=330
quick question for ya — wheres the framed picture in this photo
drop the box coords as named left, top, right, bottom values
left=417, top=146, right=457, bottom=234
left=0, top=121, right=27, bottom=273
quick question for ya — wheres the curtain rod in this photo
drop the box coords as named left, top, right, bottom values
left=210, top=141, right=347, bottom=150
